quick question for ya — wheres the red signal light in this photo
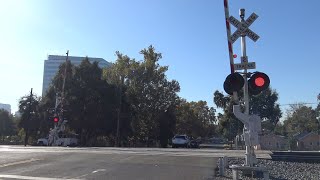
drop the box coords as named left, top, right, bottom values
left=53, top=117, right=59, bottom=123
left=255, top=77, right=265, bottom=87
left=248, top=72, right=270, bottom=95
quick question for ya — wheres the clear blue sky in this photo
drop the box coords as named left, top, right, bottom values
left=1, top=0, right=319, bottom=114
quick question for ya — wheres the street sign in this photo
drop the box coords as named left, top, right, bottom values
left=244, top=28, right=259, bottom=42
left=241, top=56, right=248, bottom=63
left=228, top=12, right=260, bottom=44
left=234, top=62, right=256, bottom=70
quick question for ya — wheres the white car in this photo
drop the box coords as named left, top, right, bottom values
left=172, top=135, right=190, bottom=148
left=37, top=138, right=49, bottom=146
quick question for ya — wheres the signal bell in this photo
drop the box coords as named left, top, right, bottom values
left=248, top=72, right=270, bottom=95
left=223, top=73, right=244, bottom=95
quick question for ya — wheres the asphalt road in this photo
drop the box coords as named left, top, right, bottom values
left=0, top=146, right=271, bottom=180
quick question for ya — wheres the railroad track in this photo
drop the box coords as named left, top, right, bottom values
left=271, top=151, right=320, bottom=163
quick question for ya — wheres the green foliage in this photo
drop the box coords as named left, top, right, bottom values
left=158, top=107, right=176, bottom=147
left=175, top=99, right=216, bottom=138
left=15, top=45, right=218, bottom=147
left=250, top=88, right=282, bottom=130
left=18, top=91, right=42, bottom=145
left=104, top=46, right=180, bottom=144
left=69, top=58, right=117, bottom=145
left=283, top=104, right=319, bottom=135
left=213, top=90, right=243, bottom=140
left=0, top=109, right=16, bottom=141
left=274, top=122, right=286, bottom=136
left=43, top=57, right=117, bottom=146
left=213, top=88, right=282, bottom=140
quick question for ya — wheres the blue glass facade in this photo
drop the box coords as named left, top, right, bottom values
left=42, top=55, right=112, bottom=96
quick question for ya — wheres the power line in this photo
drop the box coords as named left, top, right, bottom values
left=279, top=103, right=318, bottom=106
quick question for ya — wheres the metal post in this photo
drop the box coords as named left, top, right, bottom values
left=240, top=9, right=249, bottom=115
left=60, top=50, right=69, bottom=126
left=239, top=8, right=253, bottom=167
left=219, top=157, right=225, bottom=176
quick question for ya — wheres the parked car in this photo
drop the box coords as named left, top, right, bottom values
left=37, top=137, right=49, bottom=146
left=188, top=139, right=200, bottom=148
left=172, top=135, right=190, bottom=148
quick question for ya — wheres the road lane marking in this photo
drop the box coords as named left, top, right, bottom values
left=73, top=173, right=90, bottom=179
left=92, top=169, right=106, bottom=173
left=0, top=175, right=83, bottom=180
left=0, top=158, right=41, bottom=168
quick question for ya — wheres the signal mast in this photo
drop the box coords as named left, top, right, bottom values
left=48, top=51, right=69, bottom=146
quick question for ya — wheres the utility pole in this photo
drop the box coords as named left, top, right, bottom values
left=24, top=88, right=33, bottom=146
left=115, top=75, right=123, bottom=147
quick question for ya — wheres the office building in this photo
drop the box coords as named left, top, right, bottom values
left=42, top=55, right=111, bottom=96
left=0, top=103, right=11, bottom=114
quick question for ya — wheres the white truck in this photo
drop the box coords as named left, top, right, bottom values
left=37, top=124, right=79, bottom=147
left=37, top=135, right=78, bottom=147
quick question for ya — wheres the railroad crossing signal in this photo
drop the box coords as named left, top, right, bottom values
left=223, top=73, right=244, bottom=95
left=223, top=72, right=269, bottom=96
left=228, top=12, right=260, bottom=44
left=248, top=72, right=270, bottom=95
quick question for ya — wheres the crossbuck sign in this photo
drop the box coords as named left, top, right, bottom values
left=228, top=13, right=260, bottom=44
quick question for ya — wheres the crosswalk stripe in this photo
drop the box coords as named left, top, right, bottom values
left=0, top=175, right=82, bottom=180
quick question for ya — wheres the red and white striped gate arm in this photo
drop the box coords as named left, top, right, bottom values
left=223, top=0, right=239, bottom=102
left=223, top=0, right=235, bottom=73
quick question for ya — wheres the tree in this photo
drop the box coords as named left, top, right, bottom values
left=274, top=122, right=286, bottom=136
left=283, top=104, right=319, bottom=135
left=127, top=46, right=180, bottom=143
left=39, top=60, right=75, bottom=136
left=175, top=99, right=216, bottom=138
left=66, top=58, right=117, bottom=145
left=104, top=46, right=180, bottom=146
left=213, top=87, right=282, bottom=141
left=103, top=52, right=134, bottom=146
left=249, top=88, right=282, bottom=131
left=42, top=58, right=117, bottom=146
left=18, top=89, right=41, bottom=146
left=213, top=91, right=243, bottom=141
left=158, top=106, right=176, bottom=147
left=0, top=109, right=15, bottom=142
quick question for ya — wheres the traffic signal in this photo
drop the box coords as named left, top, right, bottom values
left=53, top=117, right=59, bottom=123
left=248, top=72, right=270, bottom=95
left=223, top=73, right=244, bottom=95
